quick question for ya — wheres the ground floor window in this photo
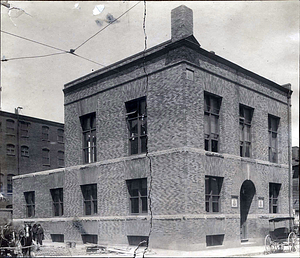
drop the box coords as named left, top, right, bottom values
left=81, top=234, right=98, bottom=244
left=206, top=234, right=224, bottom=246
left=127, top=236, right=149, bottom=246
left=51, top=234, right=64, bottom=242
left=269, top=183, right=281, bottom=213
left=126, top=178, right=147, bottom=214
left=205, top=176, right=223, bottom=212
left=81, top=184, right=97, bottom=215
left=24, top=191, right=35, bottom=217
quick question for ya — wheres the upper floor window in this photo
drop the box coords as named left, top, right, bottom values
left=205, top=176, right=223, bottom=212
left=126, top=97, right=147, bottom=155
left=81, top=184, right=97, bottom=215
left=6, top=119, right=15, bottom=134
left=50, top=188, right=63, bottom=216
left=6, top=144, right=15, bottom=156
left=126, top=178, right=148, bottom=214
left=24, top=191, right=35, bottom=217
left=80, top=113, right=96, bottom=164
left=269, top=183, right=281, bottom=213
left=20, top=121, right=30, bottom=137
left=7, top=174, right=15, bottom=193
left=42, top=126, right=49, bottom=141
left=57, top=129, right=64, bottom=143
left=268, top=115, right=280, bottom=163
left=21, top=146, right=29, bottom=157
left=42, top=148, right=50, bottom=166
left=239, top=105, right=253, bottom=158
left=58, top=151, right=64, bottom=167
left=204, top=93, right=221, bottom=152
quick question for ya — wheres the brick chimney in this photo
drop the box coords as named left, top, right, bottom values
left=171, top=5, right=193, bottom=41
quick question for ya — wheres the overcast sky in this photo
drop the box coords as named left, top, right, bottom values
left=1, top=1, right=299, bottom=145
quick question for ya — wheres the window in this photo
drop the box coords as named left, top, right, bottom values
left=206, top=234, right=224, bottom=246
left=268, top=115, right=279, bottom=163
left=126, top=97, right=147, bottom=155
left=186, top=69, right=194, bottom=81
left=50, top=188, right=63, bottom=216
left=51, top=234, right=64, bottom=243
left=42, top=126, right=49, bottom=141
left=20, top=121, right=30, bottom=137
left=6, top=119, right=15, bottom=134
left=269, top=183, right=281, bottom=213
left=239, top=105, right=253, bottom=157
left=81, top=184, right=97, bottom=215
left=21, top=146, right=29, bottom=157
left=128, top=236, right=148, bottom=246
left=57, top=129, right=64, bottom=143
left=24, top=191, right=35, bottom=217
left=0, top=173, right=4, bottom=192
left=80, top=113, right=96, bottom=164
left=204, top=93, right=221, bottom=152
left=205, top=176, right=223, bottom=212
left=58, top=151, right=64, bottom=167
left=6, top=144, right=15, bottom=156
left=126, top=178, right=147, bottom=214
left=7, top=174, right=14, bottom=193
left=42, top=148, right=50, bottom=166
left=81, top=234, right=98, bottom=244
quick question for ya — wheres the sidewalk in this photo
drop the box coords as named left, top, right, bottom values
left=34, top=241, right=299, bottom=257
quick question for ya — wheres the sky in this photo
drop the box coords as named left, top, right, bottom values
left=1, top=1, right=299, bottom=146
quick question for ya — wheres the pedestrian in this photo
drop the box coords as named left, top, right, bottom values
left=36, top=224, right=44, bottom=249
left=32, top=223, right=37, bottom=242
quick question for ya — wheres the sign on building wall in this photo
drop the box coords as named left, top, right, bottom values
left=231, top=196, right=238, bottom=208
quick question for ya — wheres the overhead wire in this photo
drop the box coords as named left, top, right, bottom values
left=1, top=52, right=67, bottom=62
left=0, top=30, right=67, bottom=52
left=74, top=1, right=141, bottom=51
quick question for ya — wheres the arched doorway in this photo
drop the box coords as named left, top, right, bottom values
left=240, top=180, right=256, bottom=241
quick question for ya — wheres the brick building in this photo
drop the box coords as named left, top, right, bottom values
left=13, top=5, right=293, bottom=250
left=292, top=146, right=299, bottom=224
left=0, top=110, right=64, bottom=208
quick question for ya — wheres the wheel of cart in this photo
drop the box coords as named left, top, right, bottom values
left=265, top=217, right=297, bottom=253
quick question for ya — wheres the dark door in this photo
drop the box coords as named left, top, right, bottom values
left=240, top=180, right=256, bottom=241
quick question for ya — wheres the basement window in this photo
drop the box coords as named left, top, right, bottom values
left=206, top=234, right=224, bottom=246
left=127, top=236, right=148, bottom=246
left=51, top=234, right=64, bottom=242
left=82, top=234, right=98, bottom=244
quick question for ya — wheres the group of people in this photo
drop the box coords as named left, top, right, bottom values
left=32, top=223, right=44, bottom=247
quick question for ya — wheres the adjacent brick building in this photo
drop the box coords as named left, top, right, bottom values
left=292, top=146, right=299, bottom=225
left=13, top=5, right=293, bottom=250
left=0, top=110, right=64, bottom=208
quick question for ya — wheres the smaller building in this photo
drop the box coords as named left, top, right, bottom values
left=292, top=146, right=299, bottom=224
left=0, top=110, right=64, bottom=207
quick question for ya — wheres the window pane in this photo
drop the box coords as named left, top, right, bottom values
left=205, top=178, right=210, bottom=194
left=129, top=120, right=138, bottom=136
left=244, top=108, right=251, bottom=123
left=245, top=143, right=250, bottom=157
left=141, top=136, right=147, bottom=153
left=205, top=201, right=209, bottom=212
left=239, top=124, right=244, bottom=141
left=131, top=198, right=139, bottom=213
left=130, top=138, right=138, bottom=155
left=271, top=133, right=277, bottom=148
left=245, top=125, right=250, bottom=142
left=211, top=178, right=219, bottom=194
left=212, top=202, right=219, bottom=212
left=141, top=197, right=148, bottom=212
left=139, top=99, right=146, bottom=116
left=204, top=114, right=210, bottom=135
left=205, top=139, right=209, bottom=151
left=140, top=117, right=147, bottom=135
left=211, top=140, right=218, bottom=152
left=93, top=200, right=97, bottom=214
left=85, top=201, right=91, bottom=215
left=204, top=96, right=210, bottom=112
left=211, top=115, right=218, bottom=134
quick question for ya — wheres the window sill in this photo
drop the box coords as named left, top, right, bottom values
left=128, top=153, right=147, bottom=160
left=5, top=133, right=15, bottom=136
left=205, top=152, right=224, bottom=158
left=7, top=154, right=16, bottom=157
left=43, top=164, right=51, bottom=167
